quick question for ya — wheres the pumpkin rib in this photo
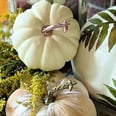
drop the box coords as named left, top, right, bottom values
left=50, top=3, right=73, bottom=24
left=53, top=30, right=78, bottom=47
left=51, top=34, right=78, bottom=60
left=12, top=28, right=43, bottom=49
left=47, top=102, right=69, bottom=116
left=18, top=37, right=45, bottom=68
left=40, top=37, right=65, bottom=71
left=55, top=93, right=96, bottom=116
left=32, top=1, right=51, bottom=25
left=13, top=10, right=44, bottom=31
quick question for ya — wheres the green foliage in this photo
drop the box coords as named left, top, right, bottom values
left=0, top=36, right=50, bottom=115
left=0, top=72, right=20, bottom=98
left=0, top=99, right=6, bottom=112
left=0, top=6, right=52, bottom=115
left=0, top=40, right=26, bottom=113
left=0, top=8, right=22, bottom=40
left=19, top=71, right=50, bottom=116
left=0, top=41, right=25, bottom=79
left=99, top=79, right=116, bottom=108
left=0, top=41, right=18, bottom=60
left=80, top=7, right=116, bottom=51
left=30, top=73, right=49, bottom=116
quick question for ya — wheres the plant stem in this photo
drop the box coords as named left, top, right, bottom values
left=44, top=80, right=77, bottom=105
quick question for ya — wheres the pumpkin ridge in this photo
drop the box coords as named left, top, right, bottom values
left=32, top=1, right=51, bottom=25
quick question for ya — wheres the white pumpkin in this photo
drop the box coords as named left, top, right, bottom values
left=6, top=74, right=96, bottom=116
left=11, top=1, right=80, bottom=71
left=72, top=6, right=116, bottom=104
left=28, top=0, right=65, bottom=5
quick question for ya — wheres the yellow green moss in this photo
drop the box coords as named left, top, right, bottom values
left=26, top=73, right=49, bottom=116
left=0, top=8, right=22, bottom=40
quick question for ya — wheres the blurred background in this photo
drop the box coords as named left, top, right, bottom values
left=0, top=0, right=116, bottom=25
left=87, top=0, right=116, bottom=18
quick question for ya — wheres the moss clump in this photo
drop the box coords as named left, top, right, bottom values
left=29, top=73, right=49, bottom=116
left=0, top=40, right=26, bottom=113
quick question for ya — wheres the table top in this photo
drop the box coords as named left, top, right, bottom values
left=93, top=99, right=116, bottom=116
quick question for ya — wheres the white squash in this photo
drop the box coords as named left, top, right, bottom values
left=28, top=0, right=65, bottom=5
left=72, top=6, right=116, bottom=104
left=6, top=74, right=96, bottom=116
left=11, top=1, right=80, bottom=71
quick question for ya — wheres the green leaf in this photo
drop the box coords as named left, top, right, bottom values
left=96, top=24, right=109, bottom=49
left=108, top=23, right=116, bottom=51
left=49, top=0, right=54, bottom=4
left=81, top=7, right=116, bottom=51
left=89, top=27, right=99, bottom=51
left=99, top=79, right=116, bottom=107
left=85, top=31, right=92, bottom=48
left=89, top=18, right=103, bottom=25
left=80, top=25, right=96, bottom=42
left=108, top=9, right=116, bottom=16
left=112, top=79, right=116, bottom=87
left=98, top=12, right=114, bottom=22
left=99, top=94, right=116, bottom=107
left=104, top=84, right=116, bottom=98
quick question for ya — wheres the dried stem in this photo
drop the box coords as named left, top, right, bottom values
left=44, top=80, right=77, bottom=105
left=42, top=20, right=70, bottom=36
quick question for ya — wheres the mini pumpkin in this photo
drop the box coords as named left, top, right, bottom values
left=11, top=1, right=80, bottom=71
left=6, top=73, right=96, bottom=116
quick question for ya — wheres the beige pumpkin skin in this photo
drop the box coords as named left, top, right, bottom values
left=71, top=6, right=116, bottom=101
left=11, top=1, right=80, bottom=71
left=6, top=76, right=96, bottom=116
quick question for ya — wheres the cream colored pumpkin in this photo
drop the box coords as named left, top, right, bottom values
left=11, top=1, right=80, bottom=71
left=72, top=6, right=116, bottom=104
left=6, top=75, right=96, bottom=116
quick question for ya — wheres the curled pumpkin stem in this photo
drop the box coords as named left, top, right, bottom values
left=42, top=20, right=70, bottom=36
left=44, top=80, right=77, bottom=105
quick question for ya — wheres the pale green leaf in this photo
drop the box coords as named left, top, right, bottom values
left=108, top=9, right=116, bottom=16
left=81, top=8, right=116, bottom=51
left=99, top=94, right=116, bottom=107
left=98, top=12, right=114, bottom=22
left=80, top=25, right=96, bottom=43
left=99, top=79, right=116, bottom=107
left=112, top=79, right=116, bottom=87
left=108, top=23, right=116, bottom=51
left=104, top=84, right=116, bottom=98
left=96, top=24, right=109, bottom=49
left=85, top=31, right=91, bottom=48
left=89, top=18, right=103, bottom=25
left=89, top=27, right=99, bottom=51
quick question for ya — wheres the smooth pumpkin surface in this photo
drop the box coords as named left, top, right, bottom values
left=72, top=6, right=116, bottom=102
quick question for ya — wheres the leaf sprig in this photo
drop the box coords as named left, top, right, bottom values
left=80, top=7, right=116, bottom=52
left=99, top=79, right=116, bottom=108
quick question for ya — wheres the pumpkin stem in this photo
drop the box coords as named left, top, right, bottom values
left=44, top=80, right=77, bottom=105
left=42, top=20, right=70, bottom=36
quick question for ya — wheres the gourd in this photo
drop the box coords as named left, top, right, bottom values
left=6, top=72, right=96, bottom=116
left=11, top=1, right=80, bottom=71
left=72, top=6, right=116, bottom=106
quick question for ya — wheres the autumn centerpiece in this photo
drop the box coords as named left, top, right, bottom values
left=0, top=0, right=97, bottom=116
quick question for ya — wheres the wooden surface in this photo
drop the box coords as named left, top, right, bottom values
left=93, top=99, right=116, bottom=116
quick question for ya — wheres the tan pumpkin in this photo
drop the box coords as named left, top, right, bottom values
left=11, top=1, right=80, bottom=71
left=6, top=73, right=96, bottom=116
